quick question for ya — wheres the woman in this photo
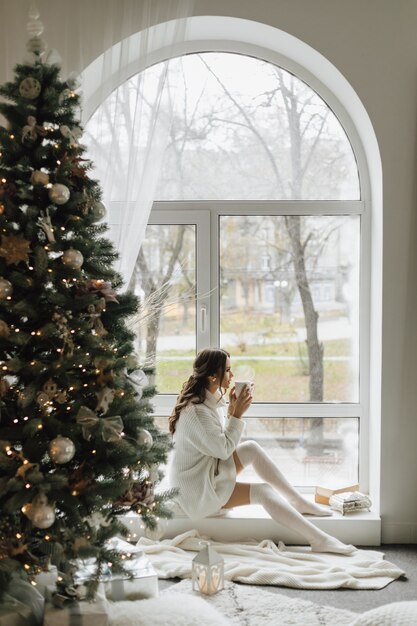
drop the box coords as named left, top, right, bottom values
left=169, top=348, right=355, bottom=554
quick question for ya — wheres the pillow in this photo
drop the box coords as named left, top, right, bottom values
left=350, top=601, right=417, bottom=626
left=109, top=592, right=233, bottom=626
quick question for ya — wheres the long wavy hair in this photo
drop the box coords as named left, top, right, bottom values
left=168, top=348, right=230, bottom=434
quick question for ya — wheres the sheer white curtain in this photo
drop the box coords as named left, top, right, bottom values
left=80, top=1, right=193, bottom=287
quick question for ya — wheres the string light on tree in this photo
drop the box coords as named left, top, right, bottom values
left=0, top=6, right=172, bottom=599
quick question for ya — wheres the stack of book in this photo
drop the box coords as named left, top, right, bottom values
left=329, top=491, right=372, bottom=515
left=314, top=483, right=359, bottom=505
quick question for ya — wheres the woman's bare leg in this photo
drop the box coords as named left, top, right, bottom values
left=235, top=441, right=331, bottom=516
left=223, top=481, right=250, bottom=508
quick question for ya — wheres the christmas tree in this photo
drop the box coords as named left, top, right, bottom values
left=0, top=12, right=173, bottom=598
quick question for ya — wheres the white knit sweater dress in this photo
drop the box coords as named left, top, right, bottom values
left=169, top=389, right=245, bottom=519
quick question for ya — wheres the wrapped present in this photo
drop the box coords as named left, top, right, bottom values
left=6, top=577, right=44, bottom=625
left=103, top=555, right=158, bottom=601
left=43, top=600, right=108, bottom=626
left=73, top=536, right=158, bottom=601
left=34, top=566, right=58, bottom=596
left=0, top=595, right=34, bottom=626
left=329, top=491, right=372, bottom=515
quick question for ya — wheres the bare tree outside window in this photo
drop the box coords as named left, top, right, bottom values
left=87, top=52, right=361, bottom=483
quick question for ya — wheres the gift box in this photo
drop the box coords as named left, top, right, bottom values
left=34, top=566, right=58, bottom=597
left=43, top=600, right=108, bottom=626
left=0, top=595, right=34, bottom=626
left=103, top=555, right=158, bottom=601
left=74, top=536, right=158, bottom=601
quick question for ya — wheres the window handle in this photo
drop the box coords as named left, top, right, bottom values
left=200, top=306, right=207, bottom=333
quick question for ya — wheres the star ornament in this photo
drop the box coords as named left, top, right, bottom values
left=0, top=234, right=30, bottom=265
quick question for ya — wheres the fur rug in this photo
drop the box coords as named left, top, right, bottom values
left=109, top=579, right=357, bottom=626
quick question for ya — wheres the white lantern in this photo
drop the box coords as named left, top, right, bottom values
left=192, top=544, right=224, bottom=595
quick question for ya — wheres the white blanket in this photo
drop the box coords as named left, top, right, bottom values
left=137, top=529, right=405, bottom=590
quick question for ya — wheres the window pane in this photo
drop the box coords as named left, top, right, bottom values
left=154, top=53, right=360, bottom=200
left=220, top=215, right=360, bottom=402
left=240, top=418, right=359, bottom=488
left=132, top=224, right=196, bottom=392
left=87, top=53, right=360, bottom=202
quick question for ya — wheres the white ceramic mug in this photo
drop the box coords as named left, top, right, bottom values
left=235, top=380, right=254, bottom=397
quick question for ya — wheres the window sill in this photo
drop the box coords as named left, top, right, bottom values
left=120, top=505, right=381, bottom=547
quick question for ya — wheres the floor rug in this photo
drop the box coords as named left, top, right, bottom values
left=137, top=529, right=405, bottom=590
left=167, top=579, right=357, bottom=625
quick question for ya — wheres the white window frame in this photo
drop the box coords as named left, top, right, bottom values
left=150, top=198, right=369, bottom=493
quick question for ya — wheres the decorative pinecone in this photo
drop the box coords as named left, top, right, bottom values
left=118, top=480, right=154, bottom=508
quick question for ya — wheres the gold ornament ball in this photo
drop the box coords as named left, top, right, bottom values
left=0, top=278, right=13, bottom=299
left=31, top=504, right=56, bottom=529
left=19, top=76, right=42, bottom=99
left=31, top=170, right=50, bottom=186
left=62, top=249, right=84, bottom=270
left=49, top=436, right=76, bottom=464
left=49, top=183, right=70, bottom=205
left=137, top=428, right=153, bottom=450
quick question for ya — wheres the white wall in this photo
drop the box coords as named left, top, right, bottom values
left=1, top=0, right=416, bottom=542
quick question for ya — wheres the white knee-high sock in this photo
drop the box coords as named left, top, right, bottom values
left=236, top=441, right=331, bottom=516
left=250, top=483, right=356, bottom=554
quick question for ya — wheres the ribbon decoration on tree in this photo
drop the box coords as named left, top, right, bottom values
left=76, top=406, right=124, bottom=442
left=60, top=125, right=82, bottom=147
left=126, top=369, right=149, bottom=400
left=21, top=116, right=46, bottom=142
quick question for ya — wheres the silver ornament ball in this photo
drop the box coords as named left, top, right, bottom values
left=31, top=504, right=56, bottom=529
left=49, top=183, right=70, bottom=205
left=0, top=278, right=13, bottom=299
left=19, top=77, right=41, bottom=99
left=62, top=249, right=84, bottom=270
left=49, top=436, right=75, bottom=464
left=137, top=428, right=153, bottom=450
left=91, top=201, right=107, bottom=222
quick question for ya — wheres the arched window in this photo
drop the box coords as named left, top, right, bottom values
left=86, top=43, right=373, bottom=493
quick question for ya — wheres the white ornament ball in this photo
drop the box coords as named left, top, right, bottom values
left=137, top=428, right=153, bottom=450
left=19, top=76, right=41, bottom=99
left=49, top=436, right=76, bottom=464
left=31, top=170, right=49, bottom=186
left=49, top=183, right=70, bottom=205
left=66, top=72, right=80, bottom=90
left=31, top=504, right=56, bottom=529
left=61, top=249, right=84, bottom=270
left=0, top=278, right=13, bottom=299
left=91, top=201, right=107, bottom=222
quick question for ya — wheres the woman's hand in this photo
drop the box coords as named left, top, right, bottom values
left=228, top=384, right=253, bottom=418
